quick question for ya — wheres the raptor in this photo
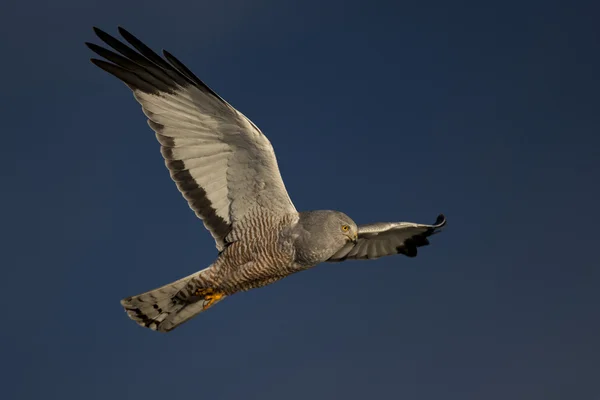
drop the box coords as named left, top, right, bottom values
left=86, top=27, right=447, bottom=332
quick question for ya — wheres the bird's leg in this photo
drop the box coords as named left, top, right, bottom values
left=194, top=287, right=225, bottom=310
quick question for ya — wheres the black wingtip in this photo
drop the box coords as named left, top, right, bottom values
left=85, top=42, right=108, bottom=55
left=434, top=214, right=446, bottom=226
left=117, top=26, right=144, bottom=49
left=91, top=26, right=122, bottom=49
left=92, top=26, right=108, bottom=37
left=117, top=26, right=132, bottom=39
left=86, top=26, right=229, bottom=105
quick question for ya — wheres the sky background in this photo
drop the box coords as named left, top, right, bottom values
left=1, top=0, right=599, bottom=399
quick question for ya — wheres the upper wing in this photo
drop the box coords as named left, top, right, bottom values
left=86, top=27, right=297, bottom=251
left=328, top=214, right=446, bottom=261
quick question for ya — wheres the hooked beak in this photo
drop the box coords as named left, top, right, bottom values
left=349, top=232, right=358, bottom=244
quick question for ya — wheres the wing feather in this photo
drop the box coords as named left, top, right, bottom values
left=328, top=214, right=446, bottom=262
left=87, top=27, right=296, bottom=250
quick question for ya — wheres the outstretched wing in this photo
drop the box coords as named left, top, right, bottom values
left=86, top=27, right=296, bottom=251
left=328, top=214, right=446, bottom=261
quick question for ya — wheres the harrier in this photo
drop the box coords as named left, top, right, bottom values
left=86, top=27, right=447, bottom=332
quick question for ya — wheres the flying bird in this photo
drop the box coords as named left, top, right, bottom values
left=86, top=27, right=447, bottom=332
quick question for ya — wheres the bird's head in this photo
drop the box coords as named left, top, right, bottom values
left=339, top=221, right=358, bottom=244
left=327, top=211, right=358, bottom=244
left=294, top=210, right=359, bottom=265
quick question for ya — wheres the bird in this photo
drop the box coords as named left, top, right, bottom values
left=85, top=27, right=447, bottom=333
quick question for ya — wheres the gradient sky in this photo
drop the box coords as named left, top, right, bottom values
left=2, top=0, right=599, bottom=399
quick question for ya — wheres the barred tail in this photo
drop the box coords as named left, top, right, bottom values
left=120, top=267, right=226, bottom=333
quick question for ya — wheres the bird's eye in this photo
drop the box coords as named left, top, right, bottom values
left=341, top=225, right=350, bottom=232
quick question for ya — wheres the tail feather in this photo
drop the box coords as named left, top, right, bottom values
left=120, top=268, right=226, bottom=332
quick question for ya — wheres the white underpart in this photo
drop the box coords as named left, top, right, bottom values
left=131, top=84, right=297, bottom=250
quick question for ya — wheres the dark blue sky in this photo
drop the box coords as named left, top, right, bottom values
left=2, top=0, right=599, bottom=399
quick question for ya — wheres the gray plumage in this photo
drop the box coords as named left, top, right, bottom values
left=86, top=27, right=447, bottom=333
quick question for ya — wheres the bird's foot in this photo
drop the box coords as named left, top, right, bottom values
left=195, top=287, right=225, bottom=310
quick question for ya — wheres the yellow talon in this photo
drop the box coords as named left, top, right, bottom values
left=203, top=292, right=224, bottom=309
left=195, top=287, right=225, bottom=310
